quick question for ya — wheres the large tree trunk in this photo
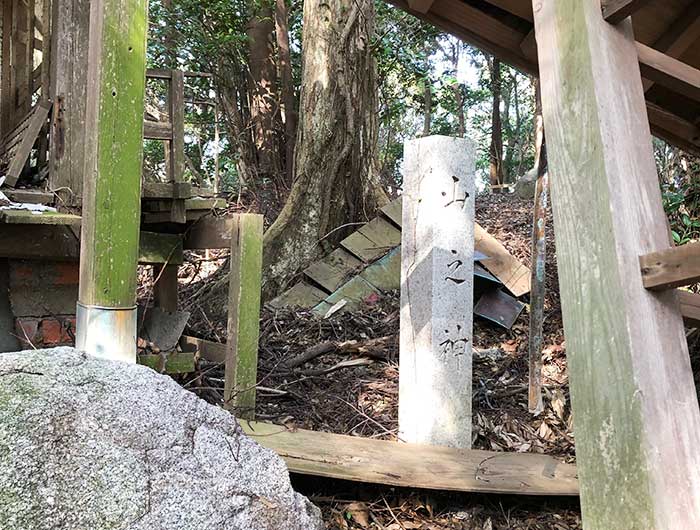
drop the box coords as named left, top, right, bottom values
left=489, top=57, right=504, bottom=190
left=247, top=2, right=283, bottom=187
left=261, top=0, right=389, bottom=300
left=275, top=0, right=297, bottom=185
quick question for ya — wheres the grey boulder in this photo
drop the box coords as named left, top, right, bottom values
left=0, top=347, right=323, bottom=530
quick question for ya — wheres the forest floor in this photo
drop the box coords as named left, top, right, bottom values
left=145, top=193, right=582, bottom=529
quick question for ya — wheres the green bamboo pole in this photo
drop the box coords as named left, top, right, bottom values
left=76, top=0, right=148, bottom=362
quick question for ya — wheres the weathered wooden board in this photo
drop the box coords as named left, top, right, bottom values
left=138, top=352, right=194, bottom=374
left=3, top=189, right=53, bottom=204
left=304, top=248, right=362, bottom=293
left=360, top=246, right=401, bottom=292
left=180, top=334, right=226, bottom=363
left=639, top=243, right=700, bottom=290
left=380, top=198, right=403, bottom=227
left=602, top=0, right=651, bottom=24
left=138, top=231, right=184, bottom=265
left=183, top=215, right=233, bottom=249
left=475, top=222, right=531, bottom=297
left=357, top=216, right=402, bottom=252
left=49, top=0, right=91, bottom=205
left=313, top=276, right=380, bottom=316
left=268, top=281, right=329, bottom=309
left=680, top=290, right=700, bottom=328
left=3, top=102, right=51, bottom=187
left=240, top=421, right=579, bottom=496
left=0, top=209, right=81, bottom=226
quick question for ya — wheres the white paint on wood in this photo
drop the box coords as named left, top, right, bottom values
left=399, top=135, right=476, bottom=449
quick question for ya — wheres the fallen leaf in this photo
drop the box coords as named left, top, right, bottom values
left=345, top=501, right=370, bottom=528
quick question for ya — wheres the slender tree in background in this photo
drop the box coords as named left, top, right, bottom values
left=247, top=0, right=283, bottom=188
left=488, top=57, right=504, bottom=190
left=275, top=0, right=297, bottom=184
left=261, top=0, right=389, bottom=299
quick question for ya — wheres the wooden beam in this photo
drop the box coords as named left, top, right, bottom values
left=138, top=232, right=184, bottom=265
left=143, top=120, right=172, bottom=140
left=643, top=2, right=700, bottom=93
left=169, top=70, right=187, bottom=223
left=485, top=0, right=533, bottom=22
left=636, top=42, right=700, bottom=103
left=240, top=421, right=579, bottom=496
left=602, top=0, right=650, bottom=24
left=646, top=102, right=700, bottom=156
left=387, top=0, right=537, bottom=75
left=475, top=222, right=531, bottom=297
left=406, top=0, right=434, bottom=14
left=680, top=291, right=700, bottom=328
left=533, top=0, right=700, bottom=527
left=640, top=244, right=700, bottom=290
left=183, top=215, right=233, bottom=249
left=224, top=214, right=264, bottom=419
left=141, top=181, right=191, bottom=199
left=180, top=335, right=226, bottom=363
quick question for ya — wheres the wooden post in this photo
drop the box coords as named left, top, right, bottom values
left=169, top=69, right=186, bottom=223
left=1, top=0, right=12, bottom=139
left=528, top=80, right=547, bottom=415
left=153, top=264, right=179, bottom=312
left=224, top=214, right=264, bottom=419
left=49, top=0, right=91, bottom=205
left=533, top=0, right=700, bottom=528
left=76, top=0, right=148, bottom=363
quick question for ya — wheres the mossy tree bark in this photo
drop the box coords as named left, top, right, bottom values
left=261, top=0, right=389, bottom=300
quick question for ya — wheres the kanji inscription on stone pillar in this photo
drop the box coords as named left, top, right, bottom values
left=399, top=135, right=476, bottom=449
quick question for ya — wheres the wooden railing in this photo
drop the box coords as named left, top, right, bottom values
left=142, top=69, right=215, bottom=221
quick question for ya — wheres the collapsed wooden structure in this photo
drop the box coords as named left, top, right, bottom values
left=2, top=0, right=700, bottom=526
left=384, top=0, right=700, bottom=527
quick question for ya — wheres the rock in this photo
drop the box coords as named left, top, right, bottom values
left=0, top=347, right=324, bottom=530
left=514, top=167, right=537, bottom=199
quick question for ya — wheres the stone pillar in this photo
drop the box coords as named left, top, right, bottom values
left=399, top=135, right=476, bottom=449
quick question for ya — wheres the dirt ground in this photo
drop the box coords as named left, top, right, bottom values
left=142, top=193, right=582, bottom=528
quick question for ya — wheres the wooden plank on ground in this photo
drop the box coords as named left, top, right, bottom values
left=475, top=222, right=530, bottom=297
left=639, top=243, right=700, bottom=290
left=268, top=281, right=329, bottom=309
left=304, top=248, right=363, bottom=293
left=680, top=291, right=700, bottom=328
left=380, top=198, right=403, bottom=228
left=240, top=421, right=579, bottom=496
left=358, top=217, right=402, bottom=252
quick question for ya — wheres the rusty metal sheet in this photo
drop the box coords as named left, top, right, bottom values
left=474, top=289, right=525, bottom=330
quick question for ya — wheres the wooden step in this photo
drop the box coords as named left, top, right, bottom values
left=240, top=421, right=579, bottom=496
